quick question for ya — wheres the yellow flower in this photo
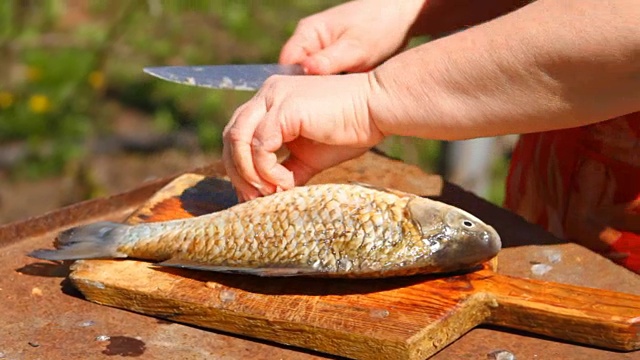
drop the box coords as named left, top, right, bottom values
left=28, top=94, right=51, bottom=114
left=88, top=71, right=105, bottom=90
left=26, top=66, right=42, bottom=82
left=0, top=91, right=14, bottom=109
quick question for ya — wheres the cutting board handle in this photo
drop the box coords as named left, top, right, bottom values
left=478, top=273, right=640, bottom=351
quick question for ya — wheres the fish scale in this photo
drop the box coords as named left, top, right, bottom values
left=29, top=183, right=502, bottom=278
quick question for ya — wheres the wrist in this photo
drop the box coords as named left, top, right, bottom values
left=365, top=69, right=403, bottom=138
left=365, top=45, right=471, bottom=141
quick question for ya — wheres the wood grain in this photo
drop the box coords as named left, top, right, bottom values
left=65, top=152, right=640, bottom=359
left=70, top=260, right=492, bottom=360
left=479, top=274, right=640, bottom=351
left=69, top=259, right=640, bottom=360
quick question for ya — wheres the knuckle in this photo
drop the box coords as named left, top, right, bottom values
left=223, top=126, right=245, bottom=144
left=259, top=79, right=287, bottom=109
left=229, top=107, right=242, bottom=119
left=261, top=77, right=275, bottom=90
left=296, top=16, right=317, bottom=30
left=222, top=123, right=233, bottom=138
left=262, top=75, right=284, bottom=89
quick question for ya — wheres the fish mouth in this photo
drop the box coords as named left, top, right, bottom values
left=485, top=228, right=502, bottom=253
left=426, top=227, right=502, bottom=273
left=462, top=226, right=502, bottom=263
left=442, top=211, right=502, bottom=263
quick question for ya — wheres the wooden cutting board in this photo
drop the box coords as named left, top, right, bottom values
left=66, top=154, right=640, bottom=360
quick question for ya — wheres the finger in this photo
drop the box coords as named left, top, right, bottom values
left=283, top=138, right=326, bottom=185
left=302, top=38, right=368, bottom=75
left=252, top=113, right=295, bottom=190
left=222, top=143, right=261, bottom=202
left=283, top=138, right=371, bottom=185
left=222, top=103, right=248, bottom=200
left=252, top=147, right=294, bottom=191
left=279, top=26, right=323, bottom=69
left=222, top=100, right=272, bottom=196
left=281, top=155, right=319, bottom=187
left=223, top=101, right=249, bottom=135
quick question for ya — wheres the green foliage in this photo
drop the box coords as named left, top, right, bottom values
left=0, top=1, right=12, bottom=36
left=0, top=0, right=508, bottom=204
left=153, top=107, right=178, bottom=133
left=0, top=1, right=339, bottom=178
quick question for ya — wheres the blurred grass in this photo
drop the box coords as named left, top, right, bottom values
left=0, top=0, right=510, bottom=204
left=0, top=0, right=340, bottom=177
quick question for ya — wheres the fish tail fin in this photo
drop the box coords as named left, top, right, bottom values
left=28, top=221, right=130, bottom=261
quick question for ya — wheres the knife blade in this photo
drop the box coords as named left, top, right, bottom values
left=143, top=64, right=305, bottom=91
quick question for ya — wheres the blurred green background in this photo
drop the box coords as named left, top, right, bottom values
left=0, top=0, right=512, bottom=224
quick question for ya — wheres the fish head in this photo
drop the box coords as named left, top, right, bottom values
left=407, top=198, right=502, bottom=272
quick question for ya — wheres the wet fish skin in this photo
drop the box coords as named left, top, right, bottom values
left=29, top=183, right=501, bottom=278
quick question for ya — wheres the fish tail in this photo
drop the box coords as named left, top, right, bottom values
left=28, top=221, right=130, bottom=261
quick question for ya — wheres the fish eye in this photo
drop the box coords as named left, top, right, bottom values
left=462, top=220, right=474, bottom=228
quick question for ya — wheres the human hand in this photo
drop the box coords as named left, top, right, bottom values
left=280, top=0, right=425, bottom=75
left=222, top=72, right=383, bottom=202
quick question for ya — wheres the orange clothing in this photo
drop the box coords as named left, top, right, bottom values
left=505, top=112, right=640, bottom=273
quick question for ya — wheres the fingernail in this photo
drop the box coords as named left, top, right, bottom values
left=250, top=182, right=263, bottom=191
left=269, top=167, right=295, bottom=190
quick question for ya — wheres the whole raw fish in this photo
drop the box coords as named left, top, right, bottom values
left=29, top=183, right=501, bottom=278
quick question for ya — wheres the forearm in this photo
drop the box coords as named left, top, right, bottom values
left=369, top=0, right=640, bottom=140
left=409, top=0, right=531, bottom=37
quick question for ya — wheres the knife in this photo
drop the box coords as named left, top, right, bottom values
left=143, top=64, right=305, bottom=91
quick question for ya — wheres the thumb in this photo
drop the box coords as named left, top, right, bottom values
left=303, top=39, right=368, bottom=75
left=283, top=138, right=371, bottom=185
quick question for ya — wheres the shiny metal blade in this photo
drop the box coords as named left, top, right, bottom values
left=143, top=64, right=305, bottom=91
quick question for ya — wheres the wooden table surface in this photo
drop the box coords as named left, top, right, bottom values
left=2, top=151, right=639, bottom=360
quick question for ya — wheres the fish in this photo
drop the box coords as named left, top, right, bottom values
left=28, top=183, right=501, bottom=278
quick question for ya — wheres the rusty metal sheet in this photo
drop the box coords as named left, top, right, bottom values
left=2, top=152, right=639, bottom=360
